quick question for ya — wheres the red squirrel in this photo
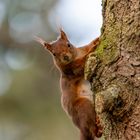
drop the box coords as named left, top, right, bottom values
left=35, top=29, right=102, bottom=140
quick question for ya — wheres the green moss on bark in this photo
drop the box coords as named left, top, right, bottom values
left=95, top=24, right=120, bottom=65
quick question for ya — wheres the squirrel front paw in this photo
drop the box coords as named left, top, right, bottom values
left=95, top=116, right=103, bottom=137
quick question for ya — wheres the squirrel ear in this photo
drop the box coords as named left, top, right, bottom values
left=34, top=36, right=52, bottom=51
left=60, top=29, right=68, bottom=41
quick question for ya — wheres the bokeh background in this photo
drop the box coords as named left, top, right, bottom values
left=0, top=0, right=102, bottom=140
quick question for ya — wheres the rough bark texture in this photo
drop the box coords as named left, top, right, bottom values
left=85, top=0, right=140, bottom=139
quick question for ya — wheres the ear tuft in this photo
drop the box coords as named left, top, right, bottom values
left=34, top=36, right=52, bottom=51
left=60, top=28, right=68, bottom=41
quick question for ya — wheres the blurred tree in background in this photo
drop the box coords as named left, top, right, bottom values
left=0, top=0, right=78, bottom=139
left=0, top=0, right=102, bottom=139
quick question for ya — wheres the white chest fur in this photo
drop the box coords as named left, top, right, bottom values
left=77, top=79, right=93, bottom=101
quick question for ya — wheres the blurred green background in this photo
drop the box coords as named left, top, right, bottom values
left=0, top=0, right=102, bottom=140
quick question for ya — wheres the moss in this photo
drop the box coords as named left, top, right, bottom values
left=96, top=38, right=109, bottom=56
left=104, top=46, right=119, bottom=65
left=96, top=38, right=118, bottom=65
left=95, top=23, right=120, bottom=65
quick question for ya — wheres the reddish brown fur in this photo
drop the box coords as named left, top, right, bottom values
left=35, top=29, right=103, bottom=140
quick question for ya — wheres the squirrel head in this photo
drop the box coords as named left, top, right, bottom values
left=35, top=29, right=77, bottom=66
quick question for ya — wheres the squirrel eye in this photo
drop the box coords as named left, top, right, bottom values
left=67, top=43, right=71, bottom=48
left=53, top=53, right=56, bottom=56
left=44, top=43, right=47, bottom=46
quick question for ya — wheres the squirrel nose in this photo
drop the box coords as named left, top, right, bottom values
left=63, top=55, right=69, bottom=61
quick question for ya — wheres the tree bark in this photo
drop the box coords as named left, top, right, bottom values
left=85, top=0, right=140, bottom=139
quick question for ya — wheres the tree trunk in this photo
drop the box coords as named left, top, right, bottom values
left=85, top=0, right=140, bottom=139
